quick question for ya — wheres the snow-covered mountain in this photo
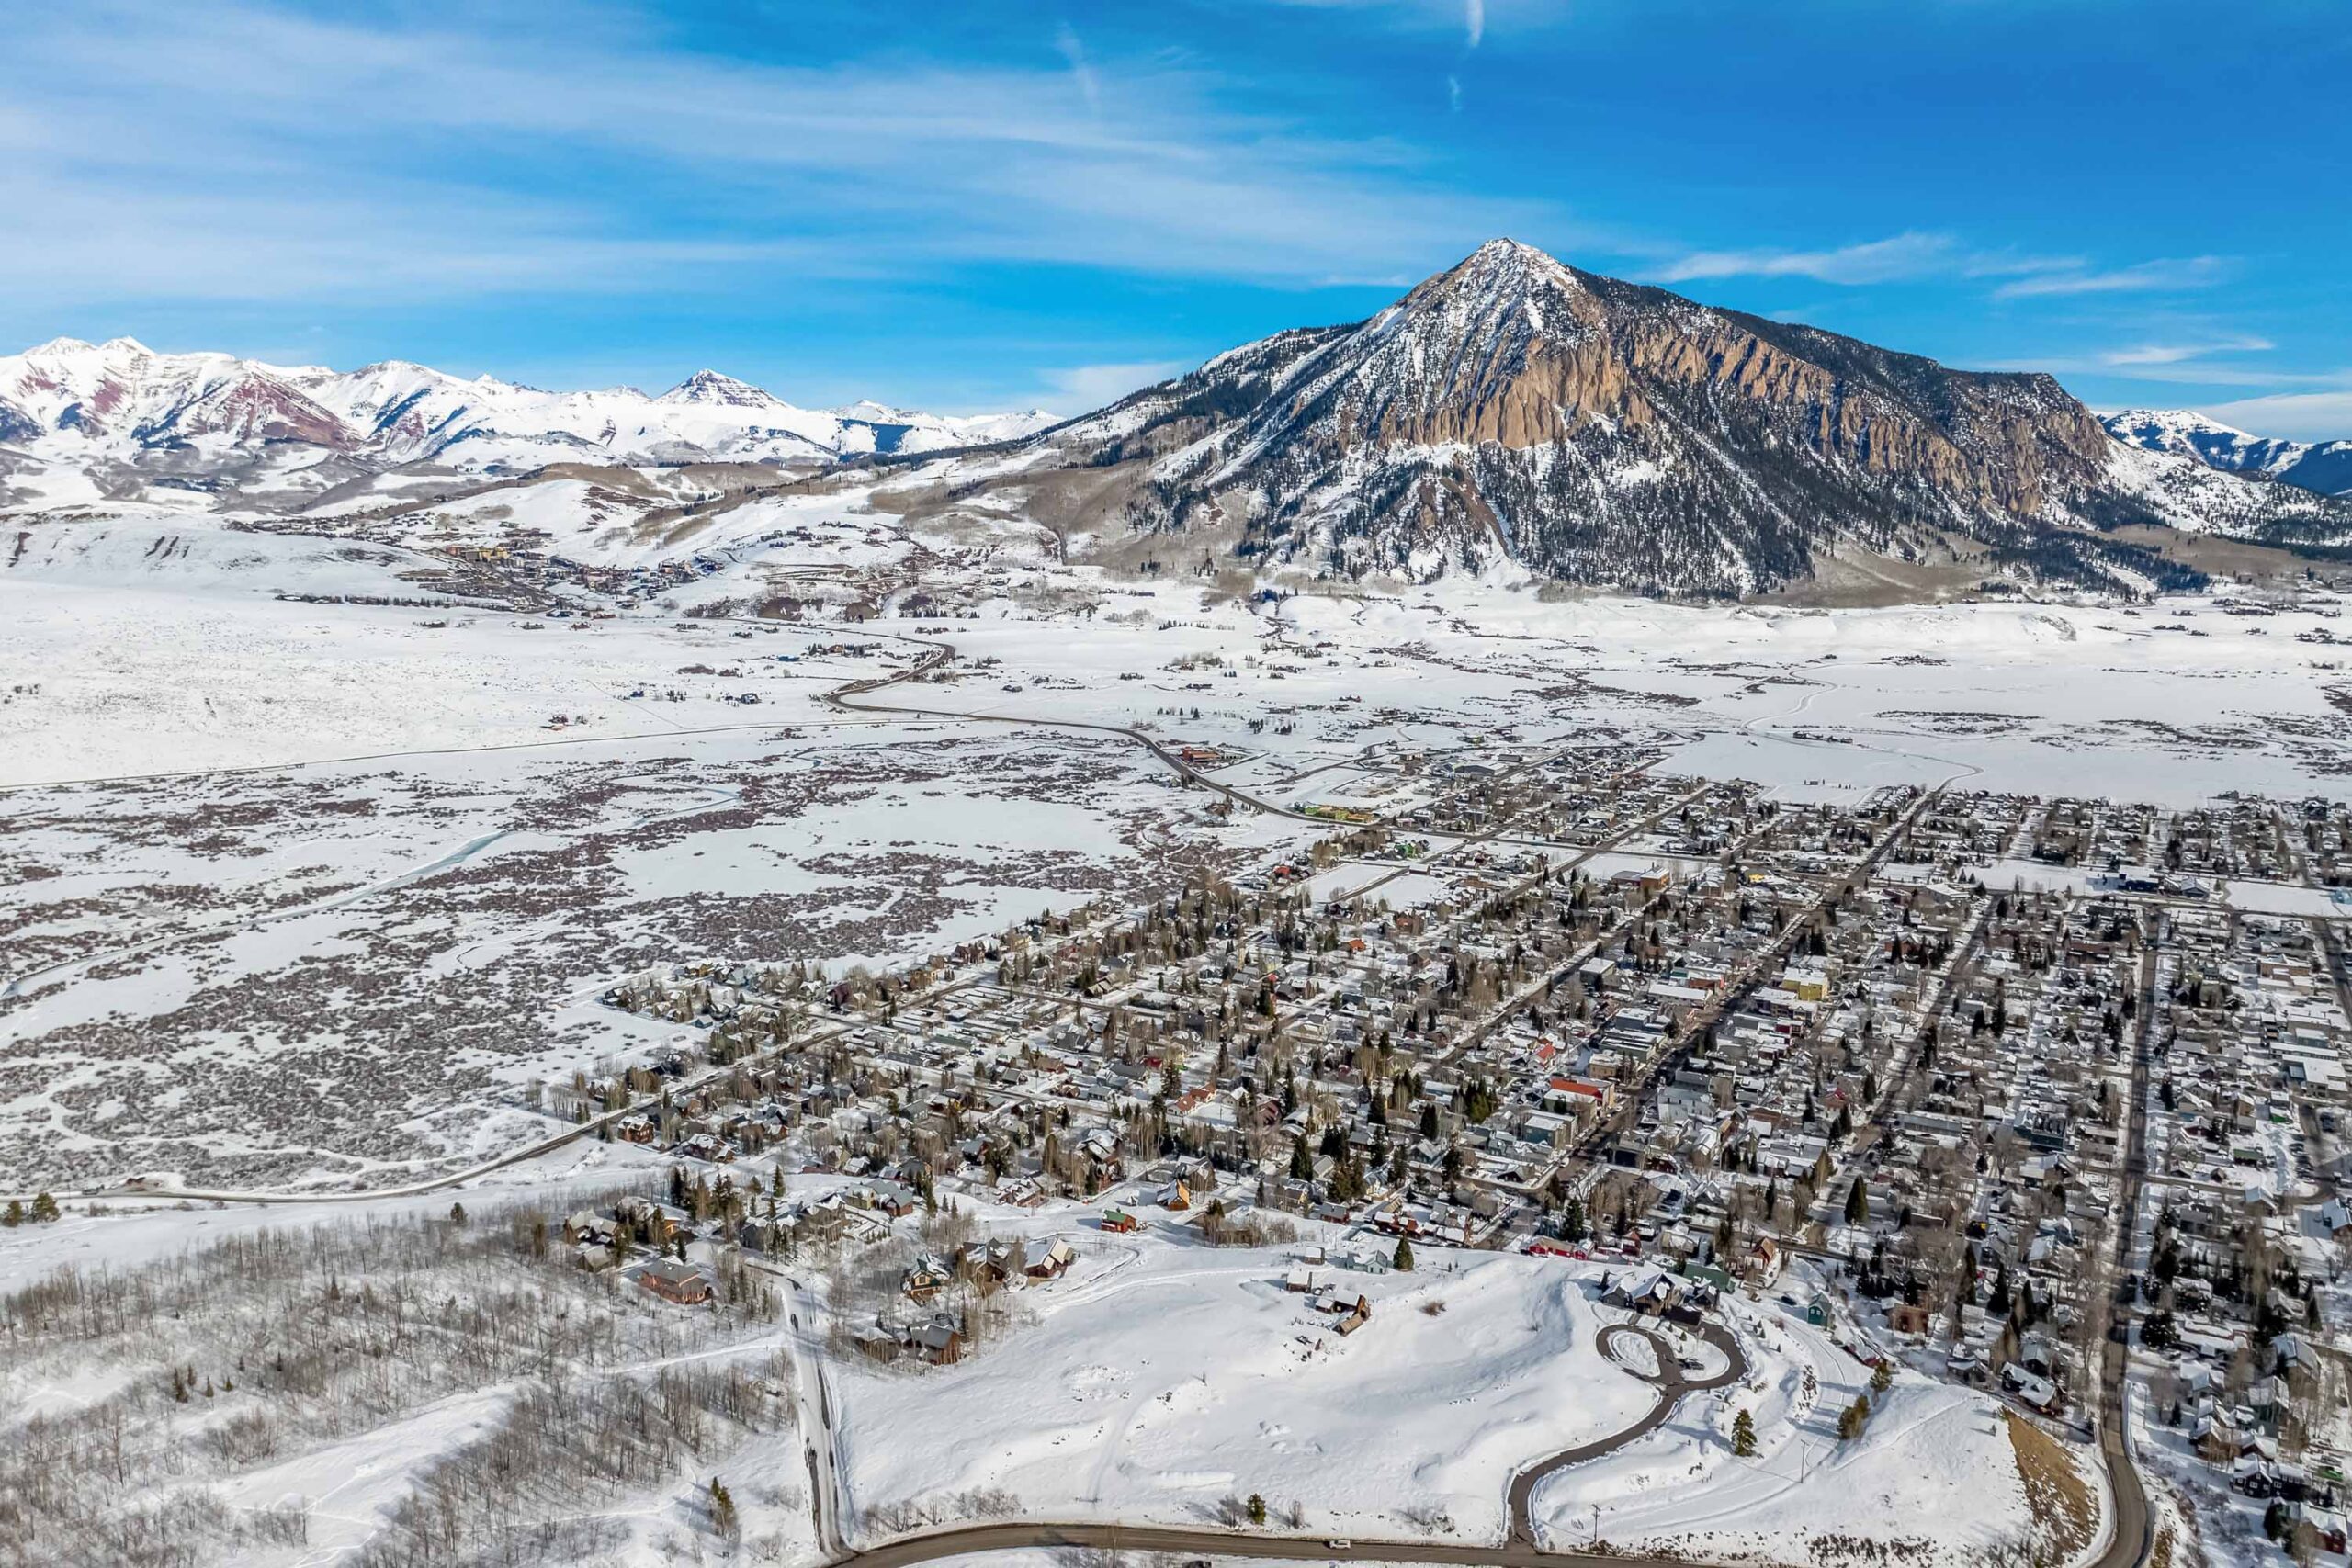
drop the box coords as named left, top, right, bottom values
left=1020, top=240, right=2352, bottom=593
left=0, top=336, right=1055, bottom=513
left=2101, top=408, right=2352, bottom=499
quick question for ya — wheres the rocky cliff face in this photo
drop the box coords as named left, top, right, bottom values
left=1043, top=240, right=2348, bottom=593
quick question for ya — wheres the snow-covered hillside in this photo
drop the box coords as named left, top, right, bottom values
left=2103, top=407, right=2352, bottom=498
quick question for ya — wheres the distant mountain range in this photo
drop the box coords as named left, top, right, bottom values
left=1008, top=240, right=2352, bottom=594
left=0, top=336, right=1053, bottom=513
left=2101, top=408, right=2352, bottom=499
left=7, top=246, right=2350, bottom=597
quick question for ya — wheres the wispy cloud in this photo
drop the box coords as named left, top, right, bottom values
left=1038, top=359, right=1191, bottom=407
left=1648, top=232, right=2234, bottom=309
left=2098, top=334, right=2272, bottom=367
left=0, top=0, right=1547, bottom=310
left=1649, top=231, right=1962, bottom=287
left=1464, top=0, right=1486, bottom=48
left=2202, top=385, right=2352, bottom=444
left=1055, top=23, right=1102, bottom=114
left=1993, top=256, right=2231, bottom=299
left=1984, top=336, right=2305, bottom=390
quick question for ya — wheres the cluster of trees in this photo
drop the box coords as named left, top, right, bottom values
left=1836, top=1361, right=1897, bottom=1441
left=0, top=1188, right=793, bottom=1568
left=356, top=1362, right=787, bottom=1568
left=1, top=1191, right=61, bottom=1226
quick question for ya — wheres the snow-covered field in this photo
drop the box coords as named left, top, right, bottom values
left=10, top=512, right=2352, bottom=804
left=832, top=1233, right=1654, bottom=1545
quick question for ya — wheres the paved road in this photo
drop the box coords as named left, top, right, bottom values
left=1508, top=1319, right=1748, bottom=1545
left=2086, top=940, right=2160, bottom=1568
left=833, top=1519, right=1695, bottom=1568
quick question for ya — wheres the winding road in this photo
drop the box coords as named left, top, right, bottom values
left=1506, top=1320, right=1748, bottom=1546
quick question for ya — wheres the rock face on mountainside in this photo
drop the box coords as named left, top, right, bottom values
left=1040, top=240, right=2351, bottom=594
left=2103, top=408, right=2352, bottom=499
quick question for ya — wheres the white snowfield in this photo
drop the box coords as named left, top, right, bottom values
left=1532, top=1301, right=2065, bottom=1568
left=6, top=507, right=2350, bottom=799
left=831, top=1238, right=1656, bottom=1544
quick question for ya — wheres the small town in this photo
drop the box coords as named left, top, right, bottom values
left=548, top=744, right=2352, bottom=1564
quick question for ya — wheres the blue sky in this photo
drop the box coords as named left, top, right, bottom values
left=5, top=0, right=2347, bottom=436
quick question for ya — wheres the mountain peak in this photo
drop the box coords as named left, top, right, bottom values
left=1430, top=238, right=1584, bottom=295
left=2103, top=406, right=2350, bottom=497
left=1054, top=246, right=2352, bottom=592
left=1383, top=237, right=1592, bottom=355
left=659, top=368, right=781, bottom=408
left=1466, top=236, right=1550, bottom=264
left=2106, top=407, right=2257, bottom=446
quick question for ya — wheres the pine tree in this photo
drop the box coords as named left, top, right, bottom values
left=1838, top=1393, right=1871, bottom=1440
left=447, top=1201, right=468, bottom=1226
left=1247, top=1494, right=1268, bottom=1526
left=28, top=1192, right=59, bottom=1224
left=1870, top=1359, right=1894, bottom=1394
left=1394, top=1236, right=1415, bottom=1272
left=0, top=1200, right=20, bottom=1228
left=1844, top=1177, right=1868, bottom=1224
left=708, top=1477, right=740, bottom=1539
left=1732, top=1407, right=1758, bottom=1457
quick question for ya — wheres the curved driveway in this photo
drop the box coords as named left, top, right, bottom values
left=1508, top=1319, right=1748, bottom=1546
